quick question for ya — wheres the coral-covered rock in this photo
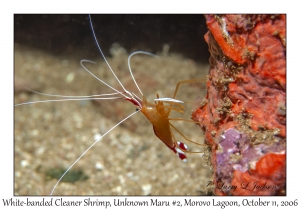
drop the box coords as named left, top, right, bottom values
left=192, top=15, right=286, bottom=195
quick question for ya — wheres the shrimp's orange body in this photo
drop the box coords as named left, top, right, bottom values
left=126, top=95, right=189, bottom=161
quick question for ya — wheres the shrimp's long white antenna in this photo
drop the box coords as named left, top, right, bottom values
left=127, top=51, right=159, bottom=96
left=21, top=85, right=121, bottom=98
left=14, top=97, right=124, bottom=107
left=88, top=15, right=127, bottom=94
left=80, top=59, right=127, bottom=98
left=50, top=109, right=140, bottom=195
left=80, top=59, right=142, bottom=107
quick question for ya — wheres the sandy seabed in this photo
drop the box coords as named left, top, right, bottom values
left=14, top=44, right=211, bottom=195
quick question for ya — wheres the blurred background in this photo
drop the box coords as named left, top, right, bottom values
left=15, top=14, right=209, bottom=62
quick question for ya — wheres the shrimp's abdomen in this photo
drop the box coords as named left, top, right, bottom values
left=141, top=104, right=173, bottom=146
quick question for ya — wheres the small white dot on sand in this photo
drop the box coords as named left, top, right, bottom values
left=142, top=184, right=152, bottom=195
left=20, top=160, right=29, bottom=167
left=31, top=129, right=39, bottom=136
left=95, top=162, right=104, bottom=170
left=65, top=72, right=75, bottom=83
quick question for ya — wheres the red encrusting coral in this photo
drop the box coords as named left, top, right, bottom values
left=230, top=153, right=286, bottom=196
left=192, top=15, right=286, bottom=195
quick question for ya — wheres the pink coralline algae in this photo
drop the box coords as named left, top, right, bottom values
left=216, top=128, right=285, bottom=195
left=192, top=15, right=286, bottom=195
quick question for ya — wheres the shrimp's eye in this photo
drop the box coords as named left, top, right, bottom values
left=136, top=108, right=140, bottom=112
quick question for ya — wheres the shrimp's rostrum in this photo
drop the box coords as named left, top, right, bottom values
left=14, top=14, right=210, bottom=195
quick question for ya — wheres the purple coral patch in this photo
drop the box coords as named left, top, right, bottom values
left=215, top=128, right=284, bottom=194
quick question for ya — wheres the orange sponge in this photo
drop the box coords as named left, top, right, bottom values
left=192, top=15, right=286, bottom=195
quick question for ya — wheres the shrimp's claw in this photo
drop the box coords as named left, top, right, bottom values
left=177, top=141, right=188, bottom=152
left=175, top=142, right=188, bottom=162
left=166, top=141, right=188, bottom=162
left=175, top=147, right=187, bottom=162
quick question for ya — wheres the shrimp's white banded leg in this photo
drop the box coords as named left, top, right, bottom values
left=175, top=142, right=188, bottom=162
left=177, top=141, right=188, bottom=152
left=165, top=141, right=188, bottom=162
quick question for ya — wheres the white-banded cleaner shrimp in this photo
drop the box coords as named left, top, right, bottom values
left=14, top=14, right=210, bottom=195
